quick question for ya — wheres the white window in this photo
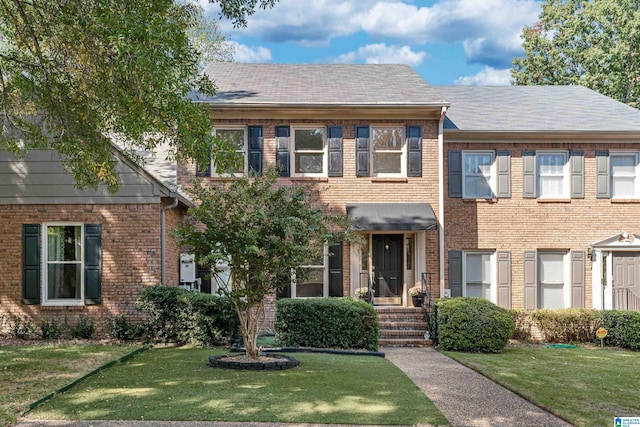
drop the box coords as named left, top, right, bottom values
left=537, top=152, right=569, bottom=198
left=371, top=126, right=406, bottom=177
left=292, top=127, right=326, bottom=177
left=43, top=224, right=84, bottom=305
left=463, top=152, right=495, bottom=198
left=611, top=153, right=639, bottom=198
left=278, top=244, right=328, bottom=298
left=463, top=252, right=494, bottom=301
left=197, top=127, right=247, bottom=176
left=538, top=252, right=567, bottom=309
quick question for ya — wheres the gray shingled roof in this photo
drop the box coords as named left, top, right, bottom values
left=440, top=85, right=640, bottom=132
left=198, top=63, right=447, bottom=107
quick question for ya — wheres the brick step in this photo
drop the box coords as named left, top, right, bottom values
left=376, top=314, right=424, bottom=322
left=380, top=328, right=427, bottom=338
left=379, top=321, right=428, bottom=330
left=379, top=338, right=432, bottom=347
left=375, top=307, right=423, bottom=314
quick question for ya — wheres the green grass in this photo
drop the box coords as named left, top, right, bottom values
left=0, top=343, right=140, bottom=427
left=27, top=347, right=450, bottom=426
left=445, top=346, right=640, bottom=427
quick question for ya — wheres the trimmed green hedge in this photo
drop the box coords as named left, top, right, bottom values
left=275, top=298, right=379, bottom=351
left=136, top=285, right=239, bottom=345
left=529, top=308, right=598, bottom=343
left=595, top=310, right=640, bottom=350
left=433, top=297, right=514, bottom=353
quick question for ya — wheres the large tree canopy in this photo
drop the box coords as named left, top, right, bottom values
left=511, top=0, right=640, bottom=108
left=0, top=0, right=277, bottom=191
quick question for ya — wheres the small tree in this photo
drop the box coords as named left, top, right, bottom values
left=176, top=168, right=351, bottom=359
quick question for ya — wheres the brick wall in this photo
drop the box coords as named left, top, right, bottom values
left=0, top=202, right=186, bottom=334
left=444, top=141, right=640, bottom=309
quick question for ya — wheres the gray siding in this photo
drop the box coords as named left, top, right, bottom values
left=0, top=150, right=165, bottom=204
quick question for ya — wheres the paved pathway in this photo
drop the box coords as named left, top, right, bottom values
left=14, top=347, right=572, bottom=427
left=384, top=347, right=572, bottom=427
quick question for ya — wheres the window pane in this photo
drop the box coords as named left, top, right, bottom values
left=297, top=267, right=324, bottom=297
left=539, top=253, right=564, bottom=283
left=47, top=226, right=81, bottom=262
left=612, top=177, right=635, bottom=198
left=466, top=283, right=491, bottom=299
left=611, top=155, right=637, bottom=197
left=464, top=154, right=492, bottom=174
left=611, top=155, right=636, bottom=175
left=372, top=127, right=404, bottom=151
left=539, top=176, right=564, bottom=198
left=538, top=154, right=565, bottom=173
left=295, top=153, right=323, bottom=173
left=295, top=129, right=324, bottom=150
left=465, top=176, right=493, bottom=198
left=466, top=254, right=491, bottom=284
left=217, top=129, right=245, bottom=151
left=47, top=264, right=81, bottom=299
left=540, top=283, right=564, bottom=309
left=373, top=153, right=401, bottom=173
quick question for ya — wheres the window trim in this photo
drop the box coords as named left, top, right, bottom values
left=370, top=125, right=407, bottom=178
left=537, top=250, right=570, bottom=309
left=291, top=125, right=327, bottom=178
left=537, top=151, right=570, bottom=199
left=42, top=223, right=85, bottom=306
left=610, top=151, right=640, bottom=199
left=198, top=126, right=248, bottom=177
left=290, top=245, right=329, bottom=298
left=462, top=151, right=496, bottom=199
left=462, top=251, right=496, bottom=302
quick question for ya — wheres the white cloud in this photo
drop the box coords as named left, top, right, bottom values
left=231, top=42, right=272, bottom=63
left=334, top=44, right=428, bottom=66
left=454, top=66, right=512, bottom=86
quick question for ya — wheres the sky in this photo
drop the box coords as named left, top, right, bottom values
left=200, top=0, right=544, bottom=86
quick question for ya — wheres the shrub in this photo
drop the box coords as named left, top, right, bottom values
left=11, top=316, right=35, bottom=339
left=434, top=298, right=514, bottom=353
left=597, top=310, right=640, bottom=350
left=106, top=315, right=141, bottom=341
left=71, top=315, right=95, bottom=339
left=509, top=309, right=532, bottom=341
left=136, top=285, right=239, bottom=345
left=529, top=309, right=598, bottom=343
left=39, top=317, right=67, bottom=340
left=275, top=298, right=379, bottom=351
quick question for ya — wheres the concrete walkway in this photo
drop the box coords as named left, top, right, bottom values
left=14, top=347, right=571, bottom=427
left=384, top=347, right=572, bottom=427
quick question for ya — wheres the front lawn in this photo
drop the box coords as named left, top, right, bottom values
left=0, top=343, right=140, bottom=427
left=27, top=347, right=450, bottom=426
left=445, top=345, right=640, bottom=427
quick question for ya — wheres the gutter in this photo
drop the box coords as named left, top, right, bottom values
left=161, top=194, right=179, bottom=285
left=192, top=101, right=451, bottom=109
left=438, top=106, right=448, bottom=299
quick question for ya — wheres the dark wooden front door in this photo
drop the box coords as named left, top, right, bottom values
left=613, top=252, right=640, bottom=310
left=372, top=234, right=403, bottom=299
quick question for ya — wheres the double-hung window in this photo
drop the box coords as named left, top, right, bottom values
left=197, top=127, right=247, bottom=176
left=463, top=152, right=494, bottom=198
left=538, top=252, right=567, bottom=309
left=371, top=126, right=406, bottom=177
left=278, top=243, right=328, bottom=298
left=292, top=127, right=326, bottom=177
left=44, top=224, right=83, bottom=304
left=610, top=152, right=640, bottom=198
left=464, top=252, right=493, bottom=301
left=537, top=152, right=569, bottom=198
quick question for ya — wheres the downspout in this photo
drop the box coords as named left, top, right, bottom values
left=161, top=194, right=179, bottom=285
left=438, top=106, right=448, bottom=298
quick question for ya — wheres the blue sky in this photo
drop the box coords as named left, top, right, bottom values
left=201, top=0, right=543, bottom=86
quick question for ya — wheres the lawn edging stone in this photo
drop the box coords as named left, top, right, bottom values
left=208, top=354, right=299, bottom=370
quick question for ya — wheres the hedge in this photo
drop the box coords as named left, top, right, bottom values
left=529, top=308, right=598, bottom=343
left=275, top=298, right=379, bottom=351
left=433, top=297, right=514, bottom=353
left=136, top=285, right=239, bottom=345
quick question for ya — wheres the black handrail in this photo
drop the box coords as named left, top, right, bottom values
left=359, top=271, right=375, bottom=304
left=421, top=272, right=435, bottom=340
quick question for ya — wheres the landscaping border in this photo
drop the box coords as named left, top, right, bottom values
left=24, top=346, right=151, bottom=415
left=230, top=343, right=385, bottom=357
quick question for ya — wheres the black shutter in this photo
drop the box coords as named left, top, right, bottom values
left=448, top=251, right=462, bottom=297
left=327, top=126, right=343, bottom=177
left=522, top=150, right=537, bottom=198
left=275, top=126, right=290, bottom=177
left=22, top=224, right=40, bottom=304
left=448, top=150, right=462, bottom=198
left=196, top=159, right=211, bottom=177
left=570, top=150, right=585, bottom=199
left=496, top=150, right=511, bottom=198
left=84, top=224, right=102, bottom=305
left=328, top=241, right=343, bottom=297
left=596, top=150, right=610, bottom=198
left=406, top=126, right=422, bottom=177
left=355, top=125, right=370, bottom=177
left=248, top=126, right=263, bottom=175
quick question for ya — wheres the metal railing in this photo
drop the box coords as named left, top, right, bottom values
left=359, top=272, right=375, bottom=304
left=613, top=287, right=640, bottom=311
left=420, top=272, right=436, bottom=339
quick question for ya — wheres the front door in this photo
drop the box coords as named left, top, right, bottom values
left=372, top=234, right=403, bottom=304
left=613, top=252, right=640, bottom=310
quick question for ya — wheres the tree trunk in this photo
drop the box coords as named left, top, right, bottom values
left=234, top=299, right=265, bottom=360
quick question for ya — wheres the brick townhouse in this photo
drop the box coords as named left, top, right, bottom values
left=2, top=63, right=640, bottom=332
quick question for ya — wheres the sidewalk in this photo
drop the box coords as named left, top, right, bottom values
left=384, top=347, right=572, bottom=427
left=14, top=347, right=571, bottom=427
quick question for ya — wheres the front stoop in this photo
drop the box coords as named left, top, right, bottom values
left=375, top=306, right=432, bottom=347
